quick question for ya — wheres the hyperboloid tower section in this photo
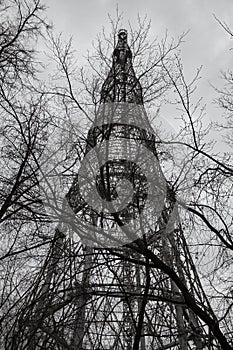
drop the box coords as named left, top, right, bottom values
left=7, top=29, right=219, bottom=350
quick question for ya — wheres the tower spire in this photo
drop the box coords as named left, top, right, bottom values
left=100, top=29, right=143, bottom=104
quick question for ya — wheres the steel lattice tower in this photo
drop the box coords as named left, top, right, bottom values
left=7, top=29, right=220, bottom=350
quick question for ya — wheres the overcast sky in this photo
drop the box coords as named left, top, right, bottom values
left=46, top=0, right=233, bottom=128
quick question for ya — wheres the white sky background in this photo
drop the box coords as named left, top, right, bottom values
left=45, top=0, right=233, bottom=148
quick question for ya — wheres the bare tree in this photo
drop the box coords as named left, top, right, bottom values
left=0, top=0, right=57, bottom=345
left=0, top=7, right=232, bottom=350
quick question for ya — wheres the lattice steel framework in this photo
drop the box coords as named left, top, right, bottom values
left=6, top=29, right=220, bottom=350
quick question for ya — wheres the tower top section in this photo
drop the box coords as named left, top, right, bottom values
left=100, top=29, right=143, bottom=105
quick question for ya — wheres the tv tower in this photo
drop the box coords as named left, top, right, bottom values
left=7, top=29, right=223, bottom=350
